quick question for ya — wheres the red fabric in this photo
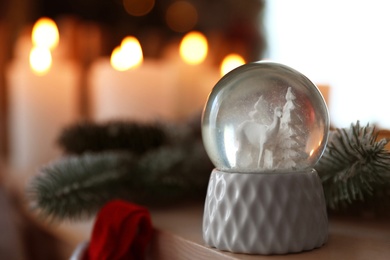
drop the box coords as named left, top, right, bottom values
left=84, top=200, right=153, bottom=260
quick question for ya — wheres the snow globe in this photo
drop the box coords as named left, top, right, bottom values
left=202, top=61, right=329, bottom=254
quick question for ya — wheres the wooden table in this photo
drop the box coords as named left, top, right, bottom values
left=3, top=165, right=390, bottom=260
left=24, top=203, right=388, bottom=260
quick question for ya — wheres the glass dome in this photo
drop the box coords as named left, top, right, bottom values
left=202, top=61, right=329, bottom=173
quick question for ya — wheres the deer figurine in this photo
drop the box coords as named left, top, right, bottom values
left=257, top=106, right=283, bottom=168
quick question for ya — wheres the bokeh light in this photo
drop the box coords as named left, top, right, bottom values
left=110, top=36, right=143, bottom=71
left=220, top=54, right=246, bottom=76
left=31, top=17, right=59, bottom=50
left=166, top=1, right=198, bottom=32
left=179, top=31, right=208, bottom=65
left=29, top=46, right=52, bottom=75
left=123, top=0, right=155, bottom=16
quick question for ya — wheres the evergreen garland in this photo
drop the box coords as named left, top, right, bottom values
left=29, top=152, right=138, bottom=220
left=315, top=121, right=390, bottom=212
left=28, top=118, right=390, bottom=221
left=28, top=117, right=214, bottom=220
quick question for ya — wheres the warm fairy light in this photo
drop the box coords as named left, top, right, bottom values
left=179, top=31, right=208, bottom=65
left=110, top=36, right=143, bottom=71
left=29, top=46, right=52, bottom=75
left=220, top=54, right=245, bottom=76
left=31, top=17, right=59, bottom=50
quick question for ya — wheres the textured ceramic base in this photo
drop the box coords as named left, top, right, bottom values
left=203, top=169, right=328, bottom=255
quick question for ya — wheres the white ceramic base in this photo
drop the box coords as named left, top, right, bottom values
left=203, top=169, right=328, bottom=255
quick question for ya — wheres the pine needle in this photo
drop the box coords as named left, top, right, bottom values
left=315, top=121, right=390, bottom=210
left=28, top=140, right=213, bottom=220
left=28, top=152, right=137, bottom=220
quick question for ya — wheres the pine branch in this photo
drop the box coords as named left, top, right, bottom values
left=315, top=121, right=390, bottom=211
left=28, top=140, right=213, bottom=220
left=57, top=121, right=169, bottom=155
left=28, top=152, right=138, bottom=220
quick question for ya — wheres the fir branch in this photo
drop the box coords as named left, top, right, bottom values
left=28, top=152, right=138, bottom=220
left=57, top=121, right=168, bottom=155
left=315, top=121, right=390, bottom=210
left=28, top=140, right=213, bottom=220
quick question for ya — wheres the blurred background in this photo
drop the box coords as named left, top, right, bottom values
left=1, top=0, right=390, bottom=258
left=0, top=2, right=267, bottom=258
left=265, top=0, right=390, bottom=129
left=0, top=0, right=390, bottom=169
left=0, top=0, right=265, bottom=168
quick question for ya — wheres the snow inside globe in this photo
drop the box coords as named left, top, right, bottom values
left=202, top=61, right=329, bottom=173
